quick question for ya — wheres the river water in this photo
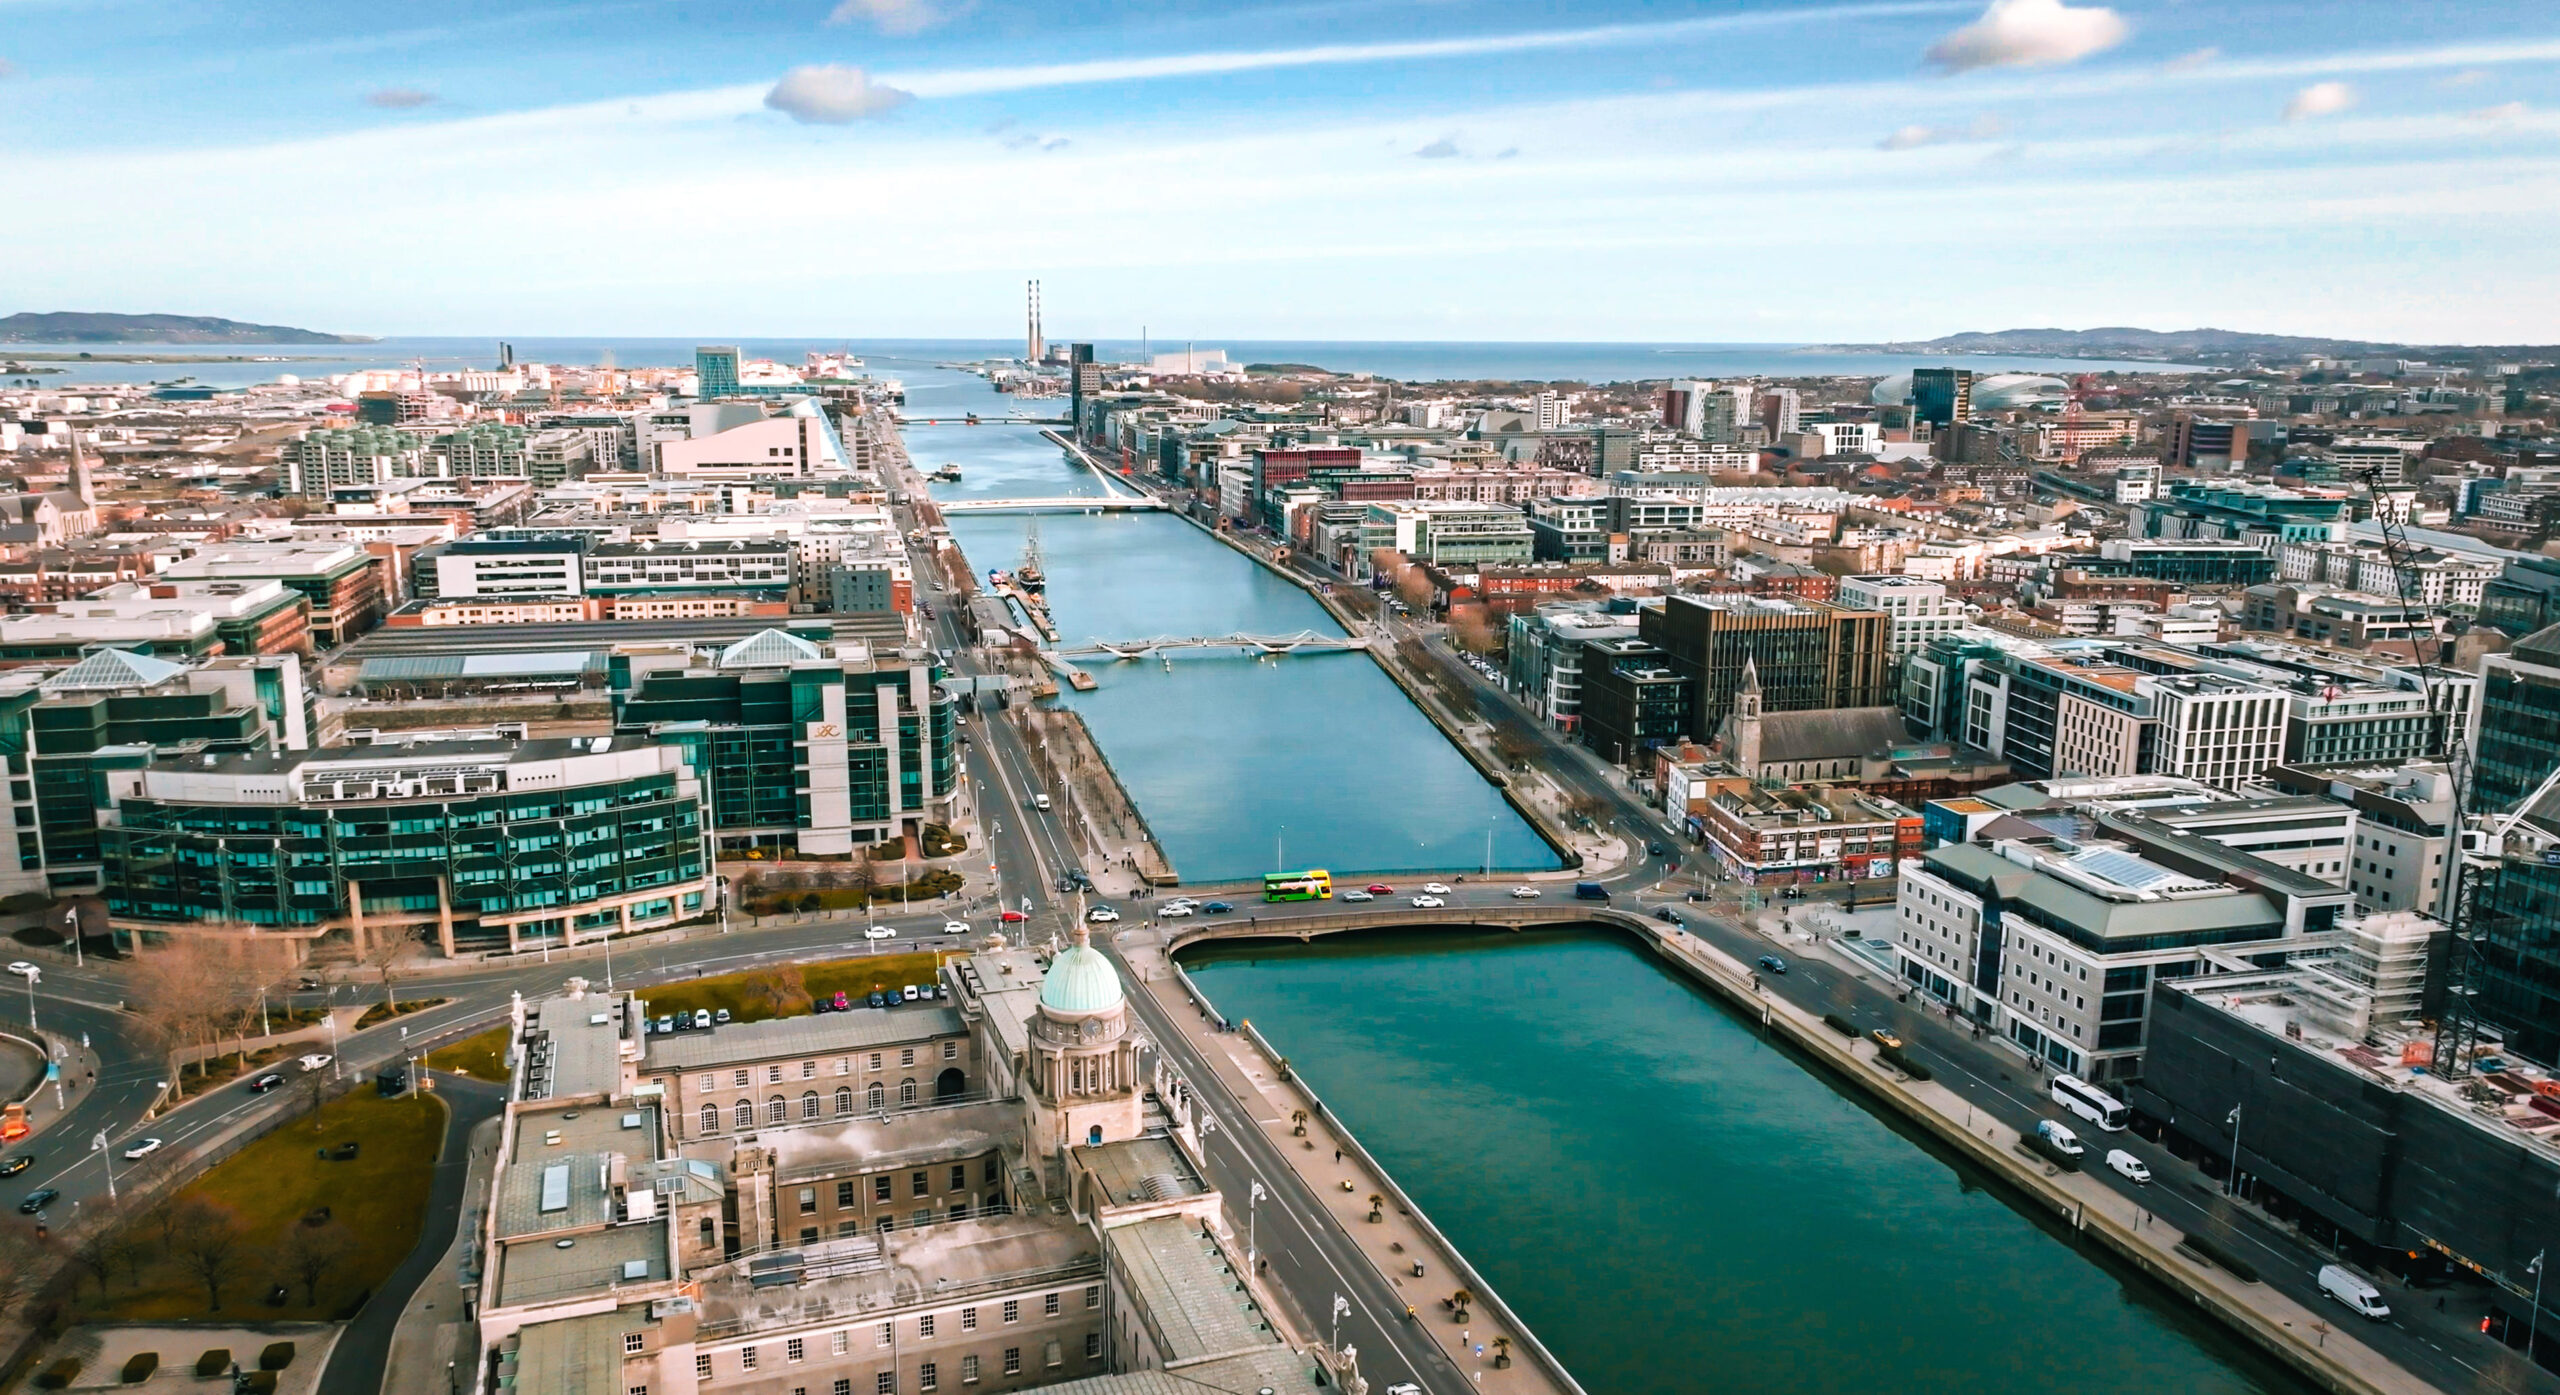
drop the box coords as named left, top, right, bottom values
left=1187, top=929, right=2311, bottom=1395
left=910, top=369, right=1557, bottom=884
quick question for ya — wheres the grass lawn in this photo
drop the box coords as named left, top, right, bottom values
left=424, top=1025, right=510, bottom=1082
left=355, top=997, right=449, bottom=1030
left=634, top=950, right=954, bottom=1024
left=87, top=1090, right=448, bottom=1323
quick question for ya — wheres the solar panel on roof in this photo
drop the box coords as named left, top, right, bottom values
left=2071, top=847, right=2206, bottom=892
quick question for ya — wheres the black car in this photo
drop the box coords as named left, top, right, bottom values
left=1648, top=842, right=1672, bottom=857
left=867, top=991, right=886, bottom=1009
left=1756, top=954, right=1789, bottom=975
left=0, top=1155, right=29, bottom=1177
left=247, top=1072, right=285, bottom=1094
left=18, top=1188, right=58, bottom=1215
left=1652, top=906, right=1683, bottom=925
left=1202, top=901, right=1234, bottom=914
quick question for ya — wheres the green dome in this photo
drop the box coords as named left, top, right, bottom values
left=1040, top=945, right=1124, bottom=1015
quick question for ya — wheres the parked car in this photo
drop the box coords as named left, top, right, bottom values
left=821, top=996, right=846, bottom=1014
left=814, top=996, right=838, bottom=1014
left=714, top=1008, right=732, bottom=1023
left=19, top=1188, right=59, bottom=1215
left=2319, top=1263, right=2391, bottom=1320
left=902, top=985, right=921, bottom=1002
left=692, top=1009, right=712, bottom=1030
left=1160, top=903, right=1195, bottom=916
left=2104, top=1149, right=2151, bottom=1184
left=864, top=925, right=897, bottom=940
left=1869, top=1029, right=1903, bottom=1051
left=654, top=1015, right=676, bottom=1035
left=943, top=921, right=972, bottom=937
left=1755, top=955, right=1788, bottom=975
left=1087, top=906, right=1120, bottom=923
left=867, top=992, right=887, bottom=1009
left=0, top=1155, right=30, bottom=1177
left=123, top=1138, right=163, bottom=1160
left=246, top=1072, right=285, bottom=1093
left=1409, top=895, right=1445, bottom=908
left=297, top=1053, right=333, bottom=1073
left=1421, top=883, right=1451, bottom=895
left=1510, top=886, right=1540, bottom=899
left=1202, top=901, right=1234, bottom=914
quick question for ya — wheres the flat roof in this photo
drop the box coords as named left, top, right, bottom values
left=1106, top=1215, right=1276, bottom=1365
left=497, top=1220, right=668, bottom=1308
left=641, top=1003, right=963, bottom=1072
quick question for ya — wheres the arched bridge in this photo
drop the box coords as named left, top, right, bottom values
left=938, top=496, right=1167, bottom=513
left=1048, top=631, right=1371, bottom=661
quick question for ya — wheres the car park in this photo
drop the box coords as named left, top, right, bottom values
left=1421, top=883, right=1451, bottom=895
left=1203, top=901, right=1234, bottom=914
left=123, top=1138, right=164, bottom=1160
left=864, top=925, right=896, bottom=940
left=19, top=1188, right=58, bottom=1215
left=2104, top=1149, right=2151, bottom=1184
left=247, top=1073, right=285, bottom=1093
left=1409, top=895, right=1444, bottom=908
left=1755, top=955, right=1788, bottom=975
left=1510, top=886, right=1540, bottom=898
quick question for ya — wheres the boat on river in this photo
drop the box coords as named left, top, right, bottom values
left=930, top=463, right=963, bottom=482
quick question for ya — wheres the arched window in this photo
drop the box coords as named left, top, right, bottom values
left=867, top=1082, right=885, bottom=1111
left=801, top=1091, right=821, bottom=1120
left=767, top=1096, right=787, bottom=1124
left=834, top=1086, right=854, bottom=1116
left=734, top=1100, right=753, bottom=1129
left=699, top=1217, right=715, bottom=1250
left=899, top=1078, right=917, bottom=1106
left=700, top=1103, right=719, bottom=1135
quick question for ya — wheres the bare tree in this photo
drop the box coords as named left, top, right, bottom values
left=65, top=1227, right=120, bottom=1298
left=0, top=1221, right=49, bottom=1321
left=279, top=1222, right=351, bottom=1307
left=1448, top=603, right=1499, bottom=656
left=847, top=855, right=879, bottom=905
left=359, top=928, right=410, bottom=1012
left=168, top=1196, right=246, bottom=1312
left=126, top=937, right=274, bottom=1082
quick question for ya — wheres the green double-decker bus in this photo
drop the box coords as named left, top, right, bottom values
left=1263, top=869, right=1333, bottom=901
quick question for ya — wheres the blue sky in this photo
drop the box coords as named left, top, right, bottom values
left=2, top=0, right=2555, bottom=342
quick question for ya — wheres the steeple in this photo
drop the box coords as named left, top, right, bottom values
left=1730, top=654, right=1765, bottom=776
left=67, top=424, right=93, bottom=508
left=1736, top=654, right=1762, bottom=719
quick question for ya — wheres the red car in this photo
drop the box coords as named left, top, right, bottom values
left=1366, top=884, right=1393, bottom=895
left=998, top=910, right=1027, bottom=924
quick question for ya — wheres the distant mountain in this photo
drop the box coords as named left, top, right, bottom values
left=1814, top=326, right=2553, bottom=366
left=0, top=312, right=371, bottom=344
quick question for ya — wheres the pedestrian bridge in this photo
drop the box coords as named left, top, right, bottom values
left=938, top=496, right=1167, bottom=514
left=1048, top=631, right=1371, bottom=660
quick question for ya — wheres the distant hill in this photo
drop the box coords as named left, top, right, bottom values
left=0, top=312, right=371, bottom=344
left=1816, top=326, right=2556, bottom=366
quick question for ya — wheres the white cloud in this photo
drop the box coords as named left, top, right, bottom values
left=0, top=59, right=18, bottom=80
left=1924, top=0, right=2128, bottom=73
left=2442, top=68, right=2490, bottom=87
left=1880, top=113, right=2005, bottom=149
left=826, top=0, right=954, bottom=37
left=2161, top=46, right=2219, bottom=73
left=763, top=65, right=915, bottom=124
left=2467, top=101, right=2529, bottom=123
left=364, top=87, right=437, bottom=109
left=1414, top=137, right=1461, bottom=158
left=2283, top=81, right=2357, bottom=122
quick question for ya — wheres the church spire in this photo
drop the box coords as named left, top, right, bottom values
left=67, top=424, right=93, bottom=508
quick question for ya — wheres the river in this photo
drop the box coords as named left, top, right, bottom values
left=906, top=370, right=1558, bottom=884
left=1187, top=928, right=2312, bottom=1395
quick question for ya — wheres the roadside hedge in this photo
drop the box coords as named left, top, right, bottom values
left=35, top=1359, right=81, bottom=1390
left=2179, top=1234, right=2262, bottom=1284
left=196, top=1350, right=232, bottom=1378
left=1877, top=1047, right=1933, bottom=1081
left=121, top=1352, right=158, bottom=1383
left=1822, top=1013, right=1858, bottom=1037
left=260, top=1342, right=296, bottom=1371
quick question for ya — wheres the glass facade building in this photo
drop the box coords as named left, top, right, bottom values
left=2471, top=624, right=2560, bottom=1062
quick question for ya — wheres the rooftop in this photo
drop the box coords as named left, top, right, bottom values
left=692, top=1212, right=1098, bottom=1341
left=640, top=1003, right=963, bottom=1073
left=1105, top=1215, right=1278, bottom=1364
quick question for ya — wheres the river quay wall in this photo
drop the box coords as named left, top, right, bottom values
left=1165, top=908, right=2435, bottom=1395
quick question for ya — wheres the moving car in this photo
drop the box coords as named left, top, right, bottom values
left=296, top=1053, right=333, bottom=1073
left=1339, top=890, right=1373, bottom=902
left=1202, top=902, right=1234, bottom=914
left=19, top=1188, right=58, bottom=1215
left=998, top=910, right=1027, bottom=924
left=1421, top=883, right=1452, bottom=895
left=2104, top=1149, right=2151, bottom=1184
left=246, top=1073, right=285, bottom=1093
left=1032, top=793, right=1052, bottom=811
left=1409, top=895, right=1445, bottom=908
left=1652, top=906, right=1683, bottom=925
left=123, top=1138, right=163, bottom=1160
left=943, top=920, right=973, bottom=936
left=1160, top=903, right=1195, bottom=916
left=1647, top=842, right=1671, bottom=857
left=3, top=962, right=33, bottom=979
left=1756, top=955, right=1788, bottom=975
left=864, top=926, right=897, bottom=940
left=2319, top=1264, right=2391, bottom=1320
left=1869, top=1029, right=1903, bottom=1050
left=1087, top=906, right=1120, bottom=923
left=0, top=1155, right=30, bottom=1177
left=1365, top=884, right=1394, bottom=895
left=1510, top=886, right=1540, bottom=899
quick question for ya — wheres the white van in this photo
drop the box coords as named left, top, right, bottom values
left=2035, top=1119, right=2085, bottom=1157
left=1032, top=793, right=1052, bottom=811
left=2319, top=1264, right=2391, bottom=1320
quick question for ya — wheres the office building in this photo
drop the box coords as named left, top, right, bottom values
left=2472, top=621, right=2560, bottom=815
left=1910, top=368, right=1973, bottom=428
left=613, top=630, right=955, bottom=855
left=1506, top=602, right=1640, bottom=730
left=2263, top=763, right=2458, bottom=916
left=1576, top=638, right=1693, bottom=766
left=1836, top=575, right=1965, bottom=658
left=695, top=345, right=744, bottom=399
left=156, top=542, right=387, bottom=648
left=1638, top=593, right=1892, bottom=746
left=2143, top=480, right=2350, bottom=551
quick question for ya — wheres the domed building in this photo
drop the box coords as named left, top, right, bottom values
left=1022, top=923, right=1145, bottom=1155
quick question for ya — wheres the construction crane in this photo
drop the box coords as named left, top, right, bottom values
left=2358, top=464, right=2496, bottom=1076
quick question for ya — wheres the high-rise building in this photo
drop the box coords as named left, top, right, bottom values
left=1637, top=594, right=1892, bottom=747
left=694, top=345, right=743, bottom=399
left=282, top=426, right=426, bottom=498
left=1910, top=368, right=1973, bottom=428
left=1068, top=343, right=1098, bottom=431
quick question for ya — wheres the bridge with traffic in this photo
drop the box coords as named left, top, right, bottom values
left=938, top=496, right=1168, bottom=513
left=1047, top=631, right=1372, bottom=660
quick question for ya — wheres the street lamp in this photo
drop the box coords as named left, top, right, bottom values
left=2530, top=1250, right=2547, bottom=1363
left=2224, top=1103, right=2243, bottom=1198
left=19, top=963, right=35, bottom=1035
left=65, top=906, right=81, bottom=970
left=1248, top=1180, right=1265, bottom=1275
left=94, top=1129, right=117, bottom=1204
left=1331, top=1293, right=1349, bottom=1359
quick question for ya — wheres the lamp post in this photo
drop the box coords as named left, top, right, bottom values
left=1248, top=1180, right=1265, bottom=1275
left=94, top=1129, right=117, bottom=1204
left=2531, top=1250, right=2547, bottom=1363
left=2224, top=1103, right=2243, bottom=1198
left=66, top=906, right=81, bottom=970
left=20, top=963, right=35, bottom=1035
left=1331, top=1293, right=1349, bottom=1359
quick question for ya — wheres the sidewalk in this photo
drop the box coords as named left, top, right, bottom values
left=379, top=1111, right=503, bottom=1395
left=1119, top=931, right=1572, bottom=1395
left=1, top=1024, right=101, bottom=1143
left=1647, top=924, right=2441, bottom=1395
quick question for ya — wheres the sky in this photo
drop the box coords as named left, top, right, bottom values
left=1, top=0, right=2555, bottom=343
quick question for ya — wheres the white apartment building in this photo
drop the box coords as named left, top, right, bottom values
left=1836, top=574, right=1965, bottom=657
left=2278, top=540, right=2500, bottom=613
left=2146, top=673, right=2289, bottom=791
